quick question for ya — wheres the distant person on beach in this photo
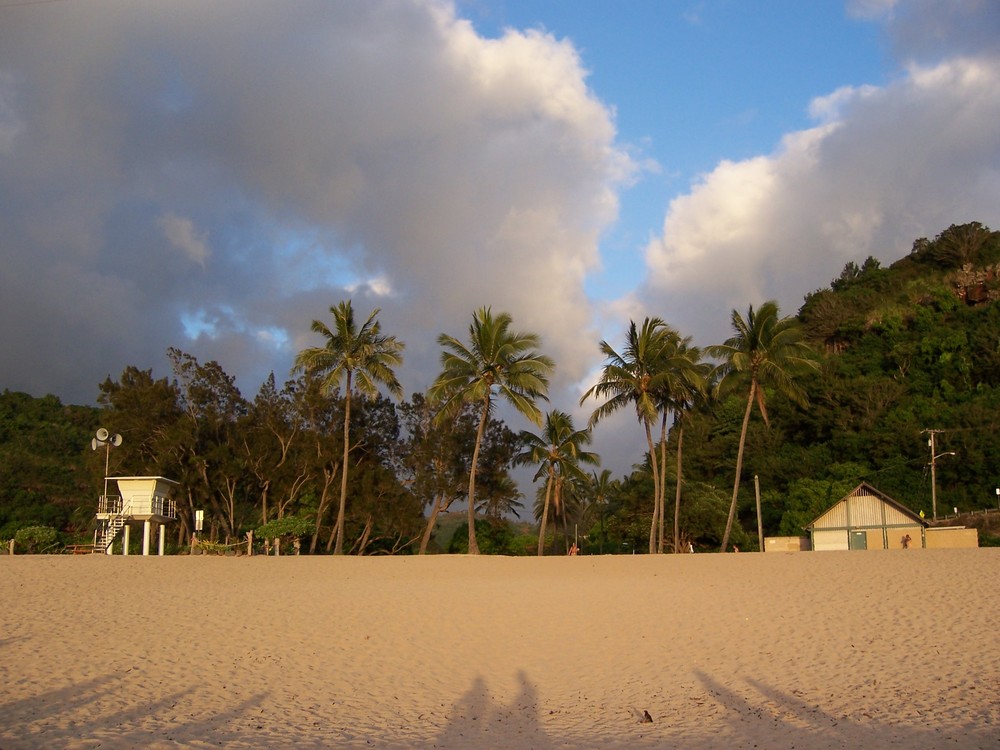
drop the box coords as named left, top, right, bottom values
left=901, top=534, right=912, bottom=549
left=733, top=546, right=739, bottom=553
left=688, top=542, right=694, bottom=553
left=568, top=543, right=578, bottom=556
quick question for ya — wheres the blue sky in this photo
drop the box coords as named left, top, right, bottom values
left=466, top=0, right=889, bottom=296
left=1, top=0, right=998, bottom=478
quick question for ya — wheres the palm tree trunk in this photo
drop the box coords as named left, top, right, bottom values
left=644, top=419, right=660, bottom=554
left=553, top=477, right=566, bottom=554
left=657, top=411, right=668, bottom=553
left=419, top=494, right=445, bottom=554
left=673, top=420, right=684, bottom=553
left=536, top=472, right=554, bottom=556
left=334, top=370, right=352, bottom=555
left=720, top=381, right=756, bottom=552
left=556, top=476, right=571, bottom=553
left=466, top=398, right=489, bottom=555
left=562, top=507, right=570, bottom=554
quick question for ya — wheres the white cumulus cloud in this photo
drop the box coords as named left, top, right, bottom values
left=641, top=5, right=1000, bottom=347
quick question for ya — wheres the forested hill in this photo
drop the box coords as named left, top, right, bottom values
left=2, top=222, right=999, bottom=550
left=682, top=221, right=1000, bottom=540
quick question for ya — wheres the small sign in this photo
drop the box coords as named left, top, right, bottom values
left=195, top=509, right=204, bottom=532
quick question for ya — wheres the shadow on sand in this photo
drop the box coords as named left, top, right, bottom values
left=691, top=670, right=996, bottom=749
left=6, top=666, right=992, bottom=748
left=433, top=670, right=554, bottom=749
left=0, top=672, right=272, bottom=749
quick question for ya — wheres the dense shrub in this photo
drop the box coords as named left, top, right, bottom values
left=14, top=525, right=59, bottom=553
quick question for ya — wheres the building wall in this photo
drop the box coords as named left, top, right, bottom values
left=864, top=528, right=885, bottom=550
left=813, top=529, right=849, bottom=551
left=925, top=527, right=979, bottom=548
left=888, top=525, right=924, bottom=549
left=764, top=536, right=811, bottom=552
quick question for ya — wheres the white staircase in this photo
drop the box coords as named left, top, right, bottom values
left=96, top=499, right=131, bottom=553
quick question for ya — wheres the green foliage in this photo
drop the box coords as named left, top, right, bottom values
left=980, top=532, right=1000, bottom=548
left=662, top=221, right=1000, bottom=546
left=0, top=390, right=99, bottom=539
left=446, top=518, right=533, bottom=555
left=255, top=515, right=313, bottom=541
left=14, top=525, right=59, bottom=553
left=772, top=474, right=863, bottom=536
left=908, top=222, right=1000, bottom=269
left=195, top=539, right=231, bottom=555
left=397, top=393, right=521, bottom=520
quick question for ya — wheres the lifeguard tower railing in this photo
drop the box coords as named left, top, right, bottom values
left=98, top=494, right=177, bottom=519
left=98, top=494, right=122, bottom=515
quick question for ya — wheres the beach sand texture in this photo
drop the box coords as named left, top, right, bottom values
left=1, top=549, right=998, bottom=749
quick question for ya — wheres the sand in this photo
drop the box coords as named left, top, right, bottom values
left=1, top=549, right=998, bottom=749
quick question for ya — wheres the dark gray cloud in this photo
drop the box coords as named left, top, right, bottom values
left=886, top=0, right=1000, bottom=62
left=0, top=0, right=630, bottom=409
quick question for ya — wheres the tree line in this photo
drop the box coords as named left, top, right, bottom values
left=3, top=222, right=1000, bottom=553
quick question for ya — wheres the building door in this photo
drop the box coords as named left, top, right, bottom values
left=849, top=530, right=868, bottom=550
left=812, top=529, right=849, bottom=551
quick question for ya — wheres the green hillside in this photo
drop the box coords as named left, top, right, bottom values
left=677, top=222, right=1000, bottom=542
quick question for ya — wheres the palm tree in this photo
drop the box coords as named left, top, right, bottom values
left=581, top=318, right=674, bottom=553
left=428, top=307, right=554, bottom=555
left=293, top=300, right=404, bottom=555
left=707, top=300, right=818, bottom=552
left=654, top=337, right=710, bottom=553
left=475, top=473, right=525, bottom=520
left=555, top=473, right=590, bottom=552
left=585, top=469, right=619, bottom=554
left=647, top=333, right=710, bottom=553
left=517, top=410, right=599, bottom=556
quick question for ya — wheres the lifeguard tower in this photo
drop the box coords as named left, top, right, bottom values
left=96, top=476, right=178, bottom=555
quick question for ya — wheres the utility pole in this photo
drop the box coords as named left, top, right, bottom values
left=923, top=429, right=955, bottom=521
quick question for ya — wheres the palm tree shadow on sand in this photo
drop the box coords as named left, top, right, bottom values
left=0, top=672, right=273, bottom=749
left=433, top=670, right=554, bottom=749
left=691, top=670, right=995, bottom=749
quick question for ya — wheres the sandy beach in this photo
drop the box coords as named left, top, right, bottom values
left=1, top=549, right=998, bottom=749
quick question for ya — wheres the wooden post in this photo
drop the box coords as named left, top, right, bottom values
left=754, top=474, right=763, bottom=553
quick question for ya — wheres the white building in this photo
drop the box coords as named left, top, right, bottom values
left=806, top=482, right=926, bottom=550
left=96, top=476, right=178, bottom=555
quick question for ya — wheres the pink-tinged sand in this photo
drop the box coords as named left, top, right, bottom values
left=1, top=550, right=998, bottom=749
